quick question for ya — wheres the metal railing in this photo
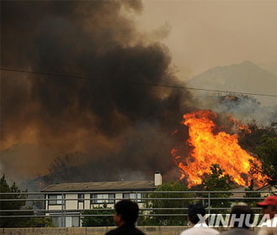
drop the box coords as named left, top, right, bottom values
left=0, top=190, right=275, bottom=227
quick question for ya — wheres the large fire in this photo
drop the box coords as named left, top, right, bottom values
left=171, top=110, right=268, bottom=187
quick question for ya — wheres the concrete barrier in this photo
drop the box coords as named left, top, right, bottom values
left=0, top=226, right=255, bottom=235
left=1, top=226, right=190, bottom=235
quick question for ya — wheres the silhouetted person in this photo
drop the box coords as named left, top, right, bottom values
left=180, top=203, right=219, bottom=235
left=257, top=195, right=277, bottom=235
left=106, top=200, right=145, bottom=235
left=221, top=203, right=255, bottom=235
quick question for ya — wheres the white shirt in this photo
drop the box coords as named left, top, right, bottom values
left=258, top=217, right=277, bottom=235
left=180, top=222, right=220, bottom=235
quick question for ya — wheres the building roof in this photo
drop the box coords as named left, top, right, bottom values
left=256, top=184, right=277, bottom=192
left=42, top=180, right=155, bottom=192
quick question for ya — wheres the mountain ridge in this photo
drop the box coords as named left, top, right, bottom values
left=187, top=61, right=277, bottom=96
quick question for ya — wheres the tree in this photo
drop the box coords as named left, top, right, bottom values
left=0, top=175, right=27, bottom=227
left=198, top=164, right=233, bottom=211
left=140, top=182, right=195, bottom=226
left=239, top=123, right=277, bottom=153
left=201, top=164, right=233, bottom=191
left=239, top=124, right=276, bottom=184
left=255, top=136, right=277, bottom=182
left=0, top=174, right=52, bottom=227
left=82, top=204, right=113, bottom=226
left=243, top=180, right=261, bottom=214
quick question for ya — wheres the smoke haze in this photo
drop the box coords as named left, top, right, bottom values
left=0, top=0, right=192, bottom=183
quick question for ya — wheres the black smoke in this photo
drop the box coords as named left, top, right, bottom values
left=0, top=0, right=192, bottom=184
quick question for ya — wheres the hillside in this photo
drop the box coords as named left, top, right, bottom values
left=187, top=61, right=277, bottom=105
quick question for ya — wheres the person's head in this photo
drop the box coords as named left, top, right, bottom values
left=257, top=195, right=277, bottom=219
left=188, top=203, right=206, bottom=225
left=113, top=200, right=139, bottom=226
left=229, top=203, right=253, bottom=229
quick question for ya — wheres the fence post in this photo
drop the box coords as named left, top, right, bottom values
left=208, top=192, right=211, bottom=215
left=62, top=193, right=65, bottom=227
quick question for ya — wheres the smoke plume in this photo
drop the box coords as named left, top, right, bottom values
left=0, top=0, right=192, bottom=183
left=196, top=94, right=277, bottom=126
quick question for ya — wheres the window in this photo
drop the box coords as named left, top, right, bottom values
left=123, top=193, right=142, bottom=202
left=72, top=216, right=80, bottom=227
left=48, top=194, right=63, bottom=205
left=91, top=193, right=115, bottom=204
left=51, top=213, right=80, bottom=227
left=52, top=216, right=65, bottom=227
left=65, top=215, right=80, bottom=227
left=108, top=194, right=115, bottom=203
left=78, top=193, right=84, bottom=203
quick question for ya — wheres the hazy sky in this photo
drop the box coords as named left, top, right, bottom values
left=136, top=0, right=277, bottom=79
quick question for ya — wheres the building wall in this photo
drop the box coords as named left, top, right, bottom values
left=45, top=192, right=145, bottom=227
left=48, top=204, right=63, bottom=211
left=259, top=186, right=277, bottom=198
left=65, top=194, right=78, bottom=210
left=84, top=193, right=90, bottom=210
left=46, top=192, right=145, bottom=211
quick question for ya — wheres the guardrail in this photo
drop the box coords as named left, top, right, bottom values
left=0, top=190, right=276, bottom=227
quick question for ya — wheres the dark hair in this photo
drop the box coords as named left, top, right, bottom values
left=188, top=203, right=206, bottom=224
left=230, top=204, right=253, bottom=229
left=114, top=200, right=139, bottom=224
left=267, top=205, right=277, bottom=210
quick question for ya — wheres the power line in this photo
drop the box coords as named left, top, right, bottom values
left=0, top=67, right=87, bottom=80
left=1, top=67, right=277, bottom=98
left=135, top=82, right=277, bottom=98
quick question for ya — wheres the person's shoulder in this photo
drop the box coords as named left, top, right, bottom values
left=134, top=227, right=145, bottom=235
left=180, top=227, right=219, bottom=235
left=180, top=227, right=199, bottom=235
left=180, top=228, right=192, bottom=235
left=258, top=226, right=276, bottom=235
left=105, top=230, right=116, bottom=235
left=208, top=227, right=220, bottom=234
left=105, top=228, right=119, bottom=235
left=202, top=227, right=220, bottom=235
left=106, top=226, right=145, bottom=235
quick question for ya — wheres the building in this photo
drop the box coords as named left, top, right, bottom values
left=256, top=183, right=277, bottom=197
left=228, top=184, right=276, bottom=200
left=42, top=172, right=162, bottom=227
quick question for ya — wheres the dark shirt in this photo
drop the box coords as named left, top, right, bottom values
left=106, top=223, right=145, bottom=235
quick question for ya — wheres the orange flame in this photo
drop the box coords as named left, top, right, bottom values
left=171, top=110, right=268, bottom=187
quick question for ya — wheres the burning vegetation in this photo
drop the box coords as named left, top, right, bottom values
left=171, top=110, right=269, bottom=187
left=1, top=0, right=276, bottom=188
